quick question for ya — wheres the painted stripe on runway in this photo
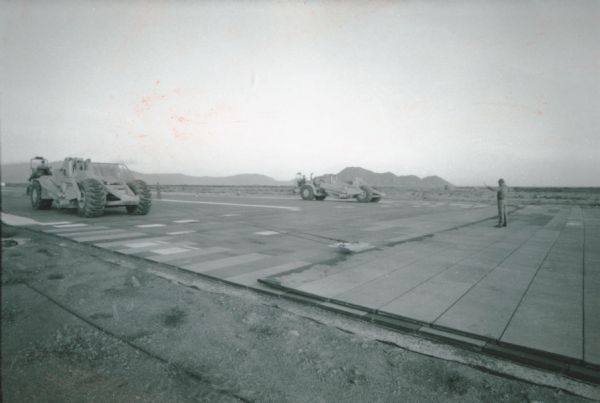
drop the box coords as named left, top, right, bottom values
left=117, top=242, right=196, bottom=255
left=94, top=237, right=171, bottom=248
left=1, top=213, right=40, bottom=226
left=53, top=223, right=88, bottom=228
left=222, top=214, right=240, bottom=217
left=122, top=241, right=165, bottom=248
left=57, top=229, right=127, bottom=237
left=135, top=224, right=166, bottom=228
left=39, top=221, right=72, bottom=226
left=147, top=246, right=230, bottom=263
left=167, top=230, right=196, bottom=236
left=158, top=199, right=300, bottom=212
left=45, top=226, right=109, bottom=233
left=255, top=230, right=279, bottom=236
left=72, top=232, right=147, bottom=242
left=183, top=253, right=268, bottom=273
left=153, top=247, right=192, bottom=255
left=173, top=219, right=199, bottom=224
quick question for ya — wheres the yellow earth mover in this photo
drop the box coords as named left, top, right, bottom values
left=26, top=156, right=151, bottom=217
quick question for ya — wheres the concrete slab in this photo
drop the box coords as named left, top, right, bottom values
left=183, top=253, right=269, bottom=274
left=584, top=275, right=600, bottom=366
left=434, top=266, right=541, bottom=338
left=501, top=224, right=584, bottom=360
left=501, top=294, right=583, bottom=360
left=334, top=258, right=462, bottom=310
left=583, top=207, right=600, bottom=366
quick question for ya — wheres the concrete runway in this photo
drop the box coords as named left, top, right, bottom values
left=2, top=187, right=598, bottom=383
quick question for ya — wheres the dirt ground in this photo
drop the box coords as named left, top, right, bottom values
left=1, top=223, right=598, bottom=402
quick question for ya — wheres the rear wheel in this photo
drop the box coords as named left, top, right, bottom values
left=78, top=178, right=106, bottom=217
left=300, top=185, right=315, bottom=201
left=356, top=186, right=372, bottom=203
left=30, top=180, right=53, bottom=210
left=126, top=180, right=152, bottom=215
left=315, top=194, right=327, bottom=201
left=370, top=197, right=381, bottom=203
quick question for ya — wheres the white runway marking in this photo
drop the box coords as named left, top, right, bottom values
left=222, top=214, right=240, bottom=217
left=39, top=221, right=72, bottom=226
left=167, top=230, right=196, bottom=236
left=159, top=199, right=300, bottom=212
left=184, top=253, right=268, bottom=273
left=173, top=219, right=199, bottom=224
left=53, top=223, right=88, bottom=228
left=1, top=213, right=40, bottom=226
left=153, top=247, right=191, bottom=255
left=45, top=226, right=109, bottom=233
left=135, top=224, right=166, bottom=228
left=72, top=232, right=147, bottom=242
left=123, top=241, right=165, bottom=248
left=255, top=231, right=279, bottom=236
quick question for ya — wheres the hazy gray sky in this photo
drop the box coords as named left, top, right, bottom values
left=1, top=1, right=599, bottom=186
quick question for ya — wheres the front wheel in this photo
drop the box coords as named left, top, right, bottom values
left=78, top=178, right=106, bottom=217
left=30, top=180, right=53, bottom=210
left=356, top=186, right=372, bottom=203
left=126, top=180, right=152, bottom=215
left=300, top=185, right=315, bottom=201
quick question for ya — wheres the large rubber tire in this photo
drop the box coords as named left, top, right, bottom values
left=370, top=197, right=381, bottom=203
left=356, top=186, right=372, bottom=203
left=30, top=180, right=53, bottom=210
left=78, top=178, right=106, bottom=217
left=315, top=195, right=327, bottom=201
left=126, top=180, right=152, bottom=215
left=300, top=185, right=315, bottom=201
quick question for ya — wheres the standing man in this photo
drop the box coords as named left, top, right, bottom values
left=487, top=179, right=508, bottom=227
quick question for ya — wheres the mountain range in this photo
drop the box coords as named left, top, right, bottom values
left=0, top=162, right=452, bottom=188
left=335, top=167, right=452, bottom=188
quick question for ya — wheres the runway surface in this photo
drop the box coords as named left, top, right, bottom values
left=2, top=187, right=598, bottom=382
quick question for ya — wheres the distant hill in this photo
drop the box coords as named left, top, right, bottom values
left=0, top=161, right=450, bottom=188
left=0, top=161, right=291, bottom=186
left=335, top=167, right=452, bottom=188
left=0, top=161, right=38, bottom=183
left=131, top=172, right=292, bottom=186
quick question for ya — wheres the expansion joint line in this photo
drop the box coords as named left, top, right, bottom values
left=23, top=282, right=253, bottom=403
left=498, top=214, right=567, bottom=341
left=581, top=207, right=586, bottom=361
left=375, top=223, right=530, bottom=310
left=431, top=222, right=551, bottom=324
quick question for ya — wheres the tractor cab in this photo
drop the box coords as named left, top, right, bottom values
left=90, top=163, right=135, bottom=185
left=29, top=156, right=51, bottom=179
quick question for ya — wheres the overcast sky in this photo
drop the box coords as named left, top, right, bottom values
left=1, top=1, right=599, bottom=186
